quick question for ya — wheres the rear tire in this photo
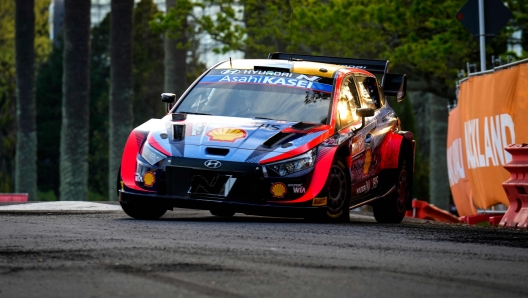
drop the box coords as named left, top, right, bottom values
left=120, top=202, right=167, bottom=220
left=323, top=157, right=350, bottom=222
left=373, top=159, right=410, bottom=224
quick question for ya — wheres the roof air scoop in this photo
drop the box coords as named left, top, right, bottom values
left=254, top=62, right=293, bottom=73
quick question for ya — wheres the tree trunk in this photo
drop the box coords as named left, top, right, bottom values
left=164, top=0, right=187, bottom=95
left=15, top=0, right=37, bottom=201
left=109, top=0, right=134, bottom=201
left=429, top=93, right=450, bottom=210
left=60, top=0, right=91, bottom=201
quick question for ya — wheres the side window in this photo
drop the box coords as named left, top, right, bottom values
left=337, top=76, right=361, bottom=129
left=355, top=75, right=382, bottom=109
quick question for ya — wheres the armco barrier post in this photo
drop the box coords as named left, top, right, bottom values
left=500, top=144, right=528, bottom=229
left=0, top=193, right=29, bottom=202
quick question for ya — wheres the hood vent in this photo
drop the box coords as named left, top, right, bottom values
left=206, top=147, right=229, bottom=156
left=173, top=124, right=185, bottom=141
left=263, top=132, right=297, bottom=148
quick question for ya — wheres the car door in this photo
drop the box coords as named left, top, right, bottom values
left=352, top=75, right=386, bottom=184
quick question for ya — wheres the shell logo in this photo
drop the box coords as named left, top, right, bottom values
left=270, top=182, right=287, bottom=198
left=143, top=171, right=156, bottom=187
left=206, top=128, right=247, bottom=142
left=363, top=148, right=372, bottom=175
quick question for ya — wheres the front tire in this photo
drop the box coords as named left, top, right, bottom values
left=120, top=202, right=167, bottom=220
left=323, top=157, right=350, bottom=222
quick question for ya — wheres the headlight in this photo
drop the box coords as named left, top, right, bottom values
left=141, top=143, right=167, bottom=166
left=267, top=148, right=317, bottom=176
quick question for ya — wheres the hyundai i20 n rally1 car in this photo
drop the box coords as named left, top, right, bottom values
left=118, top=52, right=415, bottom=223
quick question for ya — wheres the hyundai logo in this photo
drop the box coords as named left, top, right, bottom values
left=220, top=69, right=240, bottom=74
left=204, top=160, right=222, bottom=169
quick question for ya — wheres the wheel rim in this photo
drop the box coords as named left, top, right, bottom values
left=396, top=167, right=408, bottom=213
left=327, top=165, right=347, bottom=213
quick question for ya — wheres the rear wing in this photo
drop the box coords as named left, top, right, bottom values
left=268, top=52, right=406, bottom=100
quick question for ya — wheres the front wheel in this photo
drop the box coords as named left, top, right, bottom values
left=323, top=157, right=350, bottom=222
left=120, top=202, right=167, bottom=220
left=373, top=159, right=410, bottom=223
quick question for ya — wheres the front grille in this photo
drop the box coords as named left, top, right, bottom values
left=165, top=165, right=265, bottom=202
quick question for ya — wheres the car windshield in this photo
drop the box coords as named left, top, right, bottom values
left=175, top=69, right=333, bottom=124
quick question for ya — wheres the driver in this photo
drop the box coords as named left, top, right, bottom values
left=229, top=89, right=254, bottom=117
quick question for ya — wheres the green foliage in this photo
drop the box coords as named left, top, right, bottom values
left=0, top=0, right=16, bottom=192
left=1, top=0, right=51, bottom=192
left=388, top=96, right=429, bottom=200
left=89, top=13, right=111, bottom=197
left=133, top=0, right=165, bottom=126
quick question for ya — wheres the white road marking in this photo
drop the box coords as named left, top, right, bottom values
left=0, top=201, right=122, bottom=211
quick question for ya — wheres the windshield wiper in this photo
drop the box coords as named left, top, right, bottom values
left=253, top=116, right=275, bottom=120
left=179, top=111, right=212, bottom=115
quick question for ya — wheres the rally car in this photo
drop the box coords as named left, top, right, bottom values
left=118, top=52, right=415, bottom=223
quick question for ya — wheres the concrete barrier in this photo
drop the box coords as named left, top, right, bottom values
left=500, top=144, right=528, bottom=229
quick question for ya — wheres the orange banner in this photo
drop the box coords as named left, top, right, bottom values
left=448, top=62, right=528, bottom=214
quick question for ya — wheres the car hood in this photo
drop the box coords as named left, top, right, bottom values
left=135, top=114, right=332, bottom=163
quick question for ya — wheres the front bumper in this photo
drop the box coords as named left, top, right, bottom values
left=119, top=190, right=325, bottom=218
left=122, top=156, right=326, bottom=217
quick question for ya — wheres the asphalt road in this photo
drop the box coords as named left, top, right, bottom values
left=0, top=206, right=527, bottom=298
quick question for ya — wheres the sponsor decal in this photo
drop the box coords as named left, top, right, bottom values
left=220, top=69, right=241, bottom=74
left=355, top=176, right=378, bottom=194
left=189, top=122, right=207, bottom=136
left=295, top=74, right=321, bottom=82
left=135, top=172, right=143, bottom=183
left=243, top=69, right=293, bottom=77
left=143, top=171, right=156, bottom=187
left=260, top=123, right=281, bottom=130
left=351, top=134, right=364, bottom=156
left=463, top=114, right=514, bottom=169
left=200, top=75, right=333, bottom=93
left=312, top=197, right=327, bottom=206
left=288, top=183, right=306, bottom=194
left=341, top=64, right=367, bottom=69
left=270, top=182, right=287, bottom=198
left=363, top=148, right=372, bottom=175
left=206, top=128, right=247, bottom=142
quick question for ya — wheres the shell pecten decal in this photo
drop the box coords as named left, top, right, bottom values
left=206, top=127, right=247, bottom=142
left=270, top=182, right=287, bottom=198
left=143, top=171, right=156, bottom=187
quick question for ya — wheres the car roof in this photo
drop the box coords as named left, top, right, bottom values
left=215, top=59, right=373, bottom=79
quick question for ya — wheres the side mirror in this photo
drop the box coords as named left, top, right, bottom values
left=356, top=107, right=374, bottom=118
left=161, top=93, right=176, bottom=112
left=161, top=93, right=176, bottom=103
left=353, top=108, right=375, bottom=133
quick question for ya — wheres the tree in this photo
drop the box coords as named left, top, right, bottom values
left=163, top=0, right=190, bottom=96
left=2, top=0, right=50, bottom=195
left=36, top=42, right=62, bottom=199
left=109, top=0, right=134, bottom=201
left=133, top=0, right=165, bottom=126
left=60, top=0, right=91, bottom=201
left=15, top=0, right=37, bottom=200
